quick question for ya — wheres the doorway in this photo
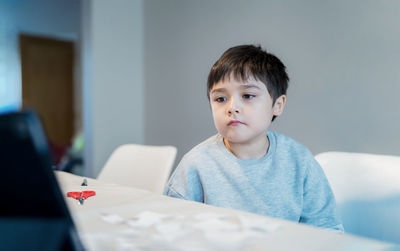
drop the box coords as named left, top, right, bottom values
left=19, top=34, right=75, bottom=165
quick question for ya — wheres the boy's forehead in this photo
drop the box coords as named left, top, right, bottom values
left=211, top=76, right=266, bottom=90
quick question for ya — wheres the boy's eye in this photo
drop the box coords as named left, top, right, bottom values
left=215, top=97, right=227, bottom=102
left=243, top=94, right=255, bottom=99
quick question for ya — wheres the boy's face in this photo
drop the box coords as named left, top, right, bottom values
left=209, top=77, right=285, bottom=145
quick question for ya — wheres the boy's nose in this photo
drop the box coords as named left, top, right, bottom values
left=228, top=108, right=239, bottom=114
left=227, top=99, right=240, bottom=114
left=228, top=110, right=239, bottom=116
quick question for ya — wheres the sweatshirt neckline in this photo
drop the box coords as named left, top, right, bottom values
left=216, top=131, right=276, bottom=165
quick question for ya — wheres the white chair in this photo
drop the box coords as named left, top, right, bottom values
left=97, top=144, right=177, bottom=194
left=315, top=151, right=400, bottom=244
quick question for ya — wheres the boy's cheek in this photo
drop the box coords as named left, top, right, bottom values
left=212, top=114, right=224, bottom=127
left=211, top=104, right=225, bottom=112
left=212, top=114, right=221, bottom=125
left=212, top=111, right=226, bottom=125
left=210, top=106, right=220, bottom=117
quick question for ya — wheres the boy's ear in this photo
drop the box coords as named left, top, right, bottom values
left=272, top=95, right=286, bottom=116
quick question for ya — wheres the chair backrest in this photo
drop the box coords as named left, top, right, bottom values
left=315, top=151, right=400, bottom=244
left=97, top=144, right=177, bottom=194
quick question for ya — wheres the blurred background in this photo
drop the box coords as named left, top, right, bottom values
left=1, top=0, right=399, bottom=177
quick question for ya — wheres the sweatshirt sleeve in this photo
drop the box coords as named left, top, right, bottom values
left=300, top=157, right=344, bottom=232
left=164, top=154, right=204, bottom=202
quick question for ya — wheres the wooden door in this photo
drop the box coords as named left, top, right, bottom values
left=19, top=34, right=74, bottom=149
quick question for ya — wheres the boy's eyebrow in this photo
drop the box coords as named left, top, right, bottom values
left=210, top=88, right=227, bottom=94
left=210, top=84, right=261, bottom=94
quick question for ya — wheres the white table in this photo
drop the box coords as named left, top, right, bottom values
left=55, top=171, right=399, bottom=251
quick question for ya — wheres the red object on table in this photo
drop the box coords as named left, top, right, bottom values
left=67, top=191, right=96, bottom=200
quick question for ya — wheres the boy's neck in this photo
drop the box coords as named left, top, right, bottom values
left=223, top=135, right=270, bottom=160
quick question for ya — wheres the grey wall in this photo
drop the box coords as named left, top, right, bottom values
left=144, top=0, right=400, bottom=165
left=82, top=0, right=145, bottom=176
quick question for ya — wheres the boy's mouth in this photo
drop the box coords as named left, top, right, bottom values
left=228, top=120, right=244, bottom=126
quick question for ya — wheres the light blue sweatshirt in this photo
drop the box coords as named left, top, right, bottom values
left=164, top=131, right=343, bottom=231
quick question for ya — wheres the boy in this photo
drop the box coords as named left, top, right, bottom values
left=164, top=45, right=343, bottom=231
